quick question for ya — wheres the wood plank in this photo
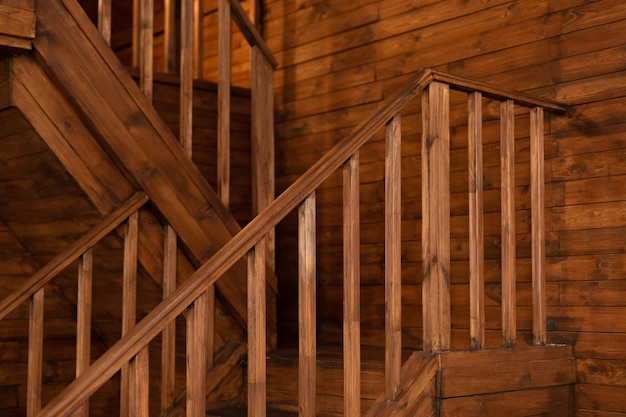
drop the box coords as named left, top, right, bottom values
left=343, top=152, right=360, bottom=417
left=421, top=81, right=451, bottom=353
left=530, top=107, right=546, bottom=345
left=298, top=192, right=316, bottom=417
left=187, top=294, right=207, bottom=417
left=440, top=385, right=572, bottom=417
left=74, top=249, right=93, bottom=417
left=248, top=239, right=267, bottom=417
left=384, top=115, right=401, bottom=399
left=217, top=0, right=231, bottom=206
left=163, top=0, right=177, bottom=73
left=161, top=226, right=177, bottom=415
left=26, top=288, right=44, bottom=417
left=468, top=91, right=485, bottom=351
left=500, top=99, right=516, bottom=348
left=97, top=0, right=112, bottom=45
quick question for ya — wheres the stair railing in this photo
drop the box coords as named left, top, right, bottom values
left=0, top=192, right=149, bottom=417
left=29, top=69, right=563, bottom=417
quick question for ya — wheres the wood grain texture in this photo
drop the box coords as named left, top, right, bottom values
left=500, top=99, right=516, bottom=348
left=384, top=115, right=402, bottom=400
left=343, top=153, right=361, bottom=417
left=468, top=91, right=485, bottom=351
left=421, top=81, right=451, bottom=353
left=298, top=192, right=316, bottom=417
left=248, top=239, right=267, bottom=417
left=217, top=0, right=231, bottom=207
left=26, top=288, right=44, bottom=417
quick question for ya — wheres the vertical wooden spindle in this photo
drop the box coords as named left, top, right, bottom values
left=531, top=107, right=546, bottom=345
left=130, top=347, right=150, bottom=417
left=137, top=0, right=154, bottom=101
left=187, top=294, right=207, bottom=417
left=163, top=0, right=177, bottom=74
left=299, top=192, right=316, bottom=417
left=500, top=99, right=516, bottom=348
left=385, top=115, right=401, bottom=400
left=251, top=47, right=276, bottom=272
left=193, top=0, right=204, bottom=79
left=97, top=0, right=112, bottom=45
left=468, top=92, right=485, bottom=351
left=121, top=212, right=139, bottom=417
left=180, top=0, right=194, bottom=156
left=27, top=288, right=44, bottom=417
left=217, top=0, right=231, bottom=207
left=161, top=226, right=177, bottom=414
left=421, top=82, right=451, bottom=353
left=343, top=153, right=360, bottom=417
left=76, top=249, right=93, bottom=417
left=248, top=239, right=267, bottom=417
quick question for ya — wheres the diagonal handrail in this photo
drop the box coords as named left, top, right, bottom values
left=35, top=68, right=565, bottom=416
left=0, top=192, right=149, bottom=321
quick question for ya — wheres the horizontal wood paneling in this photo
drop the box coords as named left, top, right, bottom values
left=267, top=0, right=626, bottom=415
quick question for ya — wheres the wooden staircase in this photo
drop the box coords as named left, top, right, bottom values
left=0, top=1, right=578, bottom=417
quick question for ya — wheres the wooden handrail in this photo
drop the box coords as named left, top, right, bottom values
left=226, top=0, right=278, bottom=69
left=34, top=69, right=565, bottom=416
left=0, top=192, right=149, bottom=321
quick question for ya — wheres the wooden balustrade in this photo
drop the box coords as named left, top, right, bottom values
left=15, top=67, right=564, bottom=417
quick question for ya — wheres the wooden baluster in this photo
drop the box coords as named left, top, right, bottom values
left=137, top=0, right=154, bottom=101
left=248, top=239, right=267, bottom=417
left=27, top=288, right=44, bottom=417
left=131, top=347, right=150, bottom=417
left=121, top=212, right=139, bottom=417
left=193, top=0, right=204, bottom=79
left=343, top=153, right=360, bottom=417
left=161, top=226, right=177, bottom=414
left=299, top=192, right=316, bottom=417
left=500, top=99, right=516, bottom=348
left=76, top=249, right=93, bottom=417
left=217, top=0, right=231, bottom=207
left=421, top=82, right=451, bottom=353
left=385, top=115, right=401, bottom=400
left=187, top=294, right=207, bottom=417
left=163, top=0, right=177, bottom=74
left=97, top=0, right=112, bottom=45
left=468, top=92, right=485, bottom=351
left=181, top=0, right=215, bottom=371
left=530, top=107, right=546, bottom=346
left=180, top=0, right=194, bottom=156
left=251, top=47, right=275, bottom=272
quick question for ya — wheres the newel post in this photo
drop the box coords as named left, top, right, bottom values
left=421, top=81, right=451, bottom=353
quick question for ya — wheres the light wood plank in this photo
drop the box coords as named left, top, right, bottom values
left=161, top=226, right=177, bottom=415
left=248, top=239, right=267, bottom=417
left=384, top=115, right=401, bottom=399
left=530, top=106, right=546, bottom=345
left=468, top=91, right=485, bottom=351
left=75, top=248, right=93, bottom=417
left=97, top=0, right=112, bottom=45
left=343, top=152, right=361, bottom=417
left=27, top=288, right=44, bottom=417
left=121, top=211, right=139, bottom=417
left=298, top=192, right=316, bottom=417
left=218, top=0, right=231, bottom=207
left=187, top=293, right=207, bottom=417
left=421, top=81, right=451, bottom=353
left=500, top=99, right=516, bottom=348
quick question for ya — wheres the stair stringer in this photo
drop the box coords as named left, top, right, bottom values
left=28, top=0, right=277, bottom=345
left=365, top=352, right=438, bottom=417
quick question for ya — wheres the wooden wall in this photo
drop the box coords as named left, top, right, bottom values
left=263, top=0, right=626, bottom=415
